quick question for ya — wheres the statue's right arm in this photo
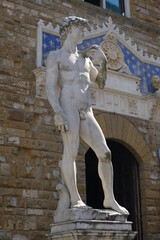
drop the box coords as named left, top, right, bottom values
left=46, top=52, right=62, bottom=113
left=46, top=52, right=69, bottom=132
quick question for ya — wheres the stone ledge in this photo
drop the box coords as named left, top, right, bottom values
left=54, top=208, right=128, bottom=223
left=47, top=231, right=136, bottom=240
left=50, top=220, right=133, bottom=234
left=47, top=224, right=137, bottom=240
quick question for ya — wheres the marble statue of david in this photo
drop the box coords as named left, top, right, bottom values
left=46, top=16, right=128, bottom=215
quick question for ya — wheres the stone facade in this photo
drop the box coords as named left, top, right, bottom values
left=130, top=0, right=160, bottom=26
left=0, top=1, right=160, bottom=240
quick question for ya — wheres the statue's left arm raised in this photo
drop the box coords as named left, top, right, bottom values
left=82, top=45, right=107, bottom=89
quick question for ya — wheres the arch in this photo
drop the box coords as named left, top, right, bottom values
left=80, top=112, right=153, bottom=164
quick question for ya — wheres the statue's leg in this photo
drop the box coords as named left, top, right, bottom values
left=80, top=109, right=129, bottom=215
left=60, top=105, right=87, bottom=209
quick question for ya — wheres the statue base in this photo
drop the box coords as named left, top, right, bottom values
left=46, top=208, right=137, bottom=240
left=53, top=208, right=128, bottom=223
left=46, top=220, right=136, bottom=240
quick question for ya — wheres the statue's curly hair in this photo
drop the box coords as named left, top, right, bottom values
left=59, top=16, right=89, bottom=45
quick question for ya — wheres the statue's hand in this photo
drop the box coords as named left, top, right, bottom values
left=81, top=45, right=107, bottom=89
left=54, top=112, right=69, bottom=132
left=95, top=61, right=107, bottom=89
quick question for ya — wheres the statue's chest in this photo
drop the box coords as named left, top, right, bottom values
left=59, top=55, right=90, bottom=72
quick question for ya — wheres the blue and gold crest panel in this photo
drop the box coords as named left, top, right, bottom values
left=118, top=41, right=160, bottom=95
left=42, top=32, right=61, bottom=66
left=42, top=31, right=160, bottom=96
left=42, top=31, right=104, bottom=66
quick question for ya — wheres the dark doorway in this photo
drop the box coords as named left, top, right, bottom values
left=85, top=140, right=143, bottom=240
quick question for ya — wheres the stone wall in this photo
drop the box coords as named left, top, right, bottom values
left=130, top=0, right=160, bottom=26
left=0, top=0, right=160, bottom=240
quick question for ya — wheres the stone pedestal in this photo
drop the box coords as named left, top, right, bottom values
left=46, top=209, right=137, bottom=240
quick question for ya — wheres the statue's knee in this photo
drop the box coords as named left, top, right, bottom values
left=99, top=150, right=111, bottom=162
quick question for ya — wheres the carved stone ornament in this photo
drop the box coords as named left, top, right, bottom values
left=33, top=67, right=46, bottom=99
left=152, top=75, right=160, bottom=90
left=100, top=35, right=124, bottom=70
left=150, top=98, right=160, bottom=121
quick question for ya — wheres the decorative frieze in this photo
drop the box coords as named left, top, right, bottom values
left=33, top=66, right=160, bottom=122
left=90, top=85, right=152, bottom=120
left=33, top=67, right=46, bottom=99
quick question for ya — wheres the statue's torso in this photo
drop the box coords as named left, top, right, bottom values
left=57, top=51, right=92, bottom=110
left=58, top=53, right=91, bottom=85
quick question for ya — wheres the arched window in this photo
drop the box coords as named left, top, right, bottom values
left=85, top=140, right=143, bottom=240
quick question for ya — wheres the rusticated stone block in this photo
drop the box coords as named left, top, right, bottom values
left=6, top=128, right=25, bottom=137
left=29, top=231, right=47, bottom=240
left=8, top=136, right=20, bottom=145
left=37, top=216, right=51, bottom=231
left=0, top=196, right=2, bottom=206
left=0, top=230, right=11, bottom=240
left=0, top=155, right=5, bottom=162
left=12, top=235, right=28, bottom=240
left=23, top=217, right=37, bottom=230
left=5, top=196, right=17, bottom=208
left=7, top=110, right=25, bottom=121
left=0, top=163, right=10, bottom=176
left=23, top=189, right=38, bottom=198
left=0, top=136, right=5, bottom=145
left=26, top=208, right=43, bottom=216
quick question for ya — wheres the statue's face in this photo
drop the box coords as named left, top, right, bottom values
left=71, top=26, right=84, bottom=44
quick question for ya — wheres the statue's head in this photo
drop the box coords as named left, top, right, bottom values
left=59, top=16, right=89, bottom=44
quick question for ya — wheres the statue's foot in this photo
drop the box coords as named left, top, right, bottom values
left=104, top=199, right=129, bottom=215
left=71, top=200, right=91, bottom=209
